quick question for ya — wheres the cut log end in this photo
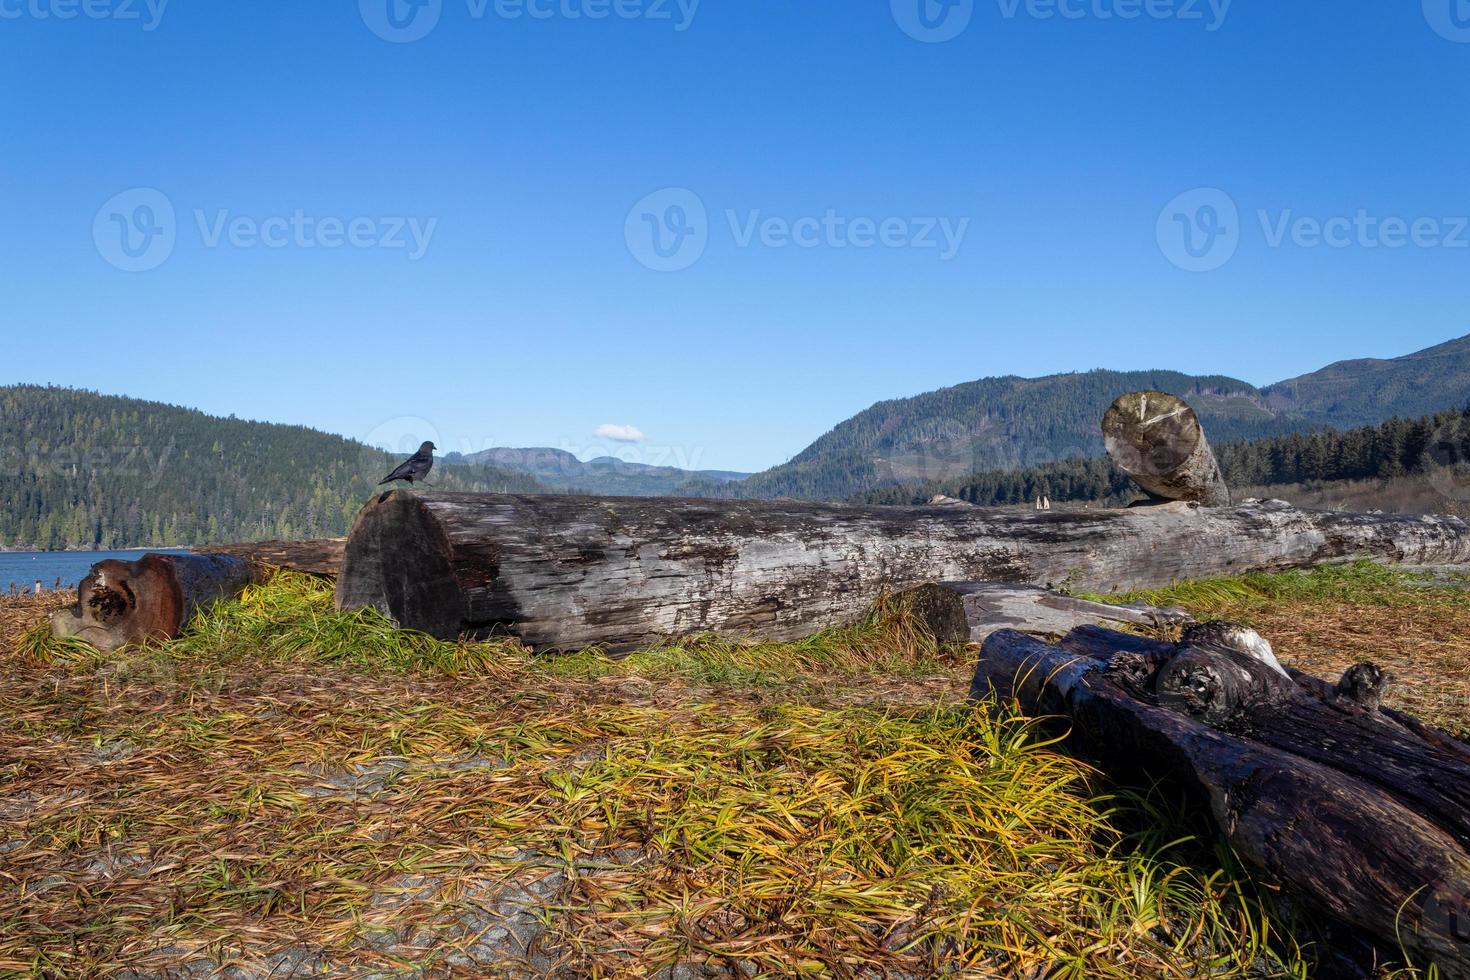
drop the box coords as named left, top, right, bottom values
left=1103, top=391, right=1231, bottom=507
left=49, top=553, right=257, bottom=652
left=334, top=490, right=471, bottom=639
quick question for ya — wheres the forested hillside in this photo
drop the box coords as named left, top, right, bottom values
left=0, top=386, right=542, bottom=550
left=447, top=446, right=749, bottom=497
left=736, top=370, right=1282, bottom=500
left=1263, top=334, right=1470, bottom=426
left=739, top=335, right=1470, bottom=501
left=858, top=407, right=1470, bottom=511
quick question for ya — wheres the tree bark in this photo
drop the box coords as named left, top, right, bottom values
left=49, top=553, right=259, bottom=652
left=895, top=581, right=1195, bottom=646
left=1103, top=391, right=1231, bottom=506
left=193, top=539, right=345, bottom=577
left=334, top=491, right=1470, bottom=653
left=972, top=626, right=1470, bottom=975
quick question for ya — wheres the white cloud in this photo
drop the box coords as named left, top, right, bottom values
left=595, top=423, right=647, bottom=443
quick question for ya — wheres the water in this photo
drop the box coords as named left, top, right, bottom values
left=0, top=549, right=193, bottom=594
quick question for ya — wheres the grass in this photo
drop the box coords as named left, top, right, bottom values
left=1, top=567, right=1464, bottom=976
left=1095, top=560, right=1470, bottom=736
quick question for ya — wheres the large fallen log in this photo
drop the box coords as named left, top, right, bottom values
left=896, top=581, right=1195, bottom=645
left=972, top=626, right=1470, bottom=975
left=335, top=491, right=1470, bottom=652
left=193, top=538, right=345, bottom=577
left=49, top=553, right=259, bottom=652
left=1103, top=390, right=1231, bottom=506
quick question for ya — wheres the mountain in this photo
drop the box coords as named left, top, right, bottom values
left=737, top=335, right=1470, bottom=501
left=0, top=386, right=543, bottom=550
left=1262, top=335, right=1470, bottom=427
left=446, top=447, right=749, bottom=497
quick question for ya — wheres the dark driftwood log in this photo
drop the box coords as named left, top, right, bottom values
left=973, top=626, right=1470, bottom=974
left=335, top=490, right=1470, bottom=652
left=193, top=539, right=345, bottom=577
left=49, top=553, right=258, bottom=652
left=1103, top=391, right=1231, bottom=506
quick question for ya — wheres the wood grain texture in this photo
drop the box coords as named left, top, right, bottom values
left=896, top=581, right=1195, bottom=645
left=1103, top=390, right=1231, bottom=506
left=972, top=627, right=1470, bottom=975
left=49, top=553, right=258, bottom=652
left=193, top=539, right=345, bottom=577
left=335, top=491, right=1470, bottom=652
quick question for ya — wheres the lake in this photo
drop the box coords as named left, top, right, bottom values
left=0, top=549, right=193, bottom=594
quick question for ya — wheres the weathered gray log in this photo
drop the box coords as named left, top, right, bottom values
left=193, top=538, right=345, bottom=577
left=335, top=491, right=1470, bottom=652
left=49, top=553, right=259, bottom=652
left=896, top=581, right=1194, bottom=645
left=973, top=626, right=1470, bottom=974
left=1103, top=391, right=1231, bottom=506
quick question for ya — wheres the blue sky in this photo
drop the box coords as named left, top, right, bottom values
left=3, top=1, right=1470, bottom=472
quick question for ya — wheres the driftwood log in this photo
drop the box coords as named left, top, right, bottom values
left=335, top=491, right=1470, bottom=652
left=1103, top=390, right=1231, bottom=506
left=49, top=553, right=258, bottom=652
left=897, top=581, right=1194, bottom=645
left=972, top=625, right=1470, bottom=974
left=194, top=538, right=345, bottom=577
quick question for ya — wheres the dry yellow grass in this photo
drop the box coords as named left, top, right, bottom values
left=3, top=565, right=1463, bottom=978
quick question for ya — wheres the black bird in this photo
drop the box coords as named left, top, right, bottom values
left=379, top=441, right=436, bottom=487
